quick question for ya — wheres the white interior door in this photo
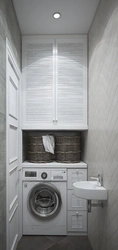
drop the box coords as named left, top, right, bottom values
left=6, top=39, right=21, bottom=250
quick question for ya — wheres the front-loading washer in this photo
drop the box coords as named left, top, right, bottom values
left=22, top=168, right=67, bottom=235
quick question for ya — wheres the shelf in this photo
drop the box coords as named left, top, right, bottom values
left=21, top=125, right=88, bottom=131
left=22, top=161, right=87, bottom=169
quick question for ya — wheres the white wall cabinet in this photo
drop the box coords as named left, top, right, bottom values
left=67, top=168, right=87, bottom=233
left=22, top=35, right=87, bottom=130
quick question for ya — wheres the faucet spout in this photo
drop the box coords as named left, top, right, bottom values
left=90, top=174, right=102, bottom=186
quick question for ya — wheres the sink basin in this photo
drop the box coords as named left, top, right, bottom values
left=73, top=181, right=107, bottom=200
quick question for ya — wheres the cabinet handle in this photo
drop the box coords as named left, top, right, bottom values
left=76, top=212, right=79, bottom=216
left=53, top=119, right=57, bottom=122
left=76, top=169, right=79, bottom=174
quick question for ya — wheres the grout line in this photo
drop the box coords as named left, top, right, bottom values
left=107, top=228, right=118, bottom=245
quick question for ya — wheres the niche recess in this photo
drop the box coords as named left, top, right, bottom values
left=22, top=130, right=82, bottom=163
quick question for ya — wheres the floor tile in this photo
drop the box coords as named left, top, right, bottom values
left=47, top=243, right=67, bottom=250
left=46, top=235, right=66, bottom=243
left=17, top=236, right=55, bottom=250
left=58, top=236, right=92, bottom=250
left=16, top=236, right=93, bottom=250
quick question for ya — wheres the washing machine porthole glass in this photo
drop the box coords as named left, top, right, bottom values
left=29, top=183, right=61, bottom=218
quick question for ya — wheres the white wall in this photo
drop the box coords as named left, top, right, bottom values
left=82, top=0, right=118, bottom=249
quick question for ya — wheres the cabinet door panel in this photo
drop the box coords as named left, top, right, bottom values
left=57, top=37, right=87, bottom=127
left=22, top=38, right=54, bottom=125
left=68, top=190, right=87, bottom=211
left=67, top=211, right=87, bottom=232
left=68, top=169, right=87, bottom=189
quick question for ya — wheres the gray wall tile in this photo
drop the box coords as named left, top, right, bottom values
left=0, top=113, right=6, bottom=192
left=82, top=0, right=118, bottom=249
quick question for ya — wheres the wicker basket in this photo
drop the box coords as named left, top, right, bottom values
left=56, top=143, right=80, bottom=152
left=28, top=152, right=53, bottom=163
left=55, top=135, right=80, bottom=163
left=28, top=135, right=53, bottom=163
left=56, top=152, right=80, bottom=163
left=56, top=136, right=80, bottom=144
left=28, top=144, right=44, bottom=152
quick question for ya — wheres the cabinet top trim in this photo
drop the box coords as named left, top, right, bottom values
left=22, top=161, right=87, bottom=169
left=22, top=34, right=87, bottom=41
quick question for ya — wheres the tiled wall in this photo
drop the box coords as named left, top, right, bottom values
left=82, top=0, right=118, bottom=249
left=0, top=1, right=21, bottom=249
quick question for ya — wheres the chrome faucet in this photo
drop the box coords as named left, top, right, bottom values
left=89, top=174, right=102, bottom=186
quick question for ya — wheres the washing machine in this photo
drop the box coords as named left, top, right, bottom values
left=22, top=168, right=67, bottom=235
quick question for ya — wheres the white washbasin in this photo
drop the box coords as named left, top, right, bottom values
left=73, top=181, right=107, bottom=200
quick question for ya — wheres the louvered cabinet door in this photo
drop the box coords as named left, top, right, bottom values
left=22, top=36, right=87, bottom=130
left=22, top=38, right=54, bottom=129
left=56, top=37, right=87, bottom=129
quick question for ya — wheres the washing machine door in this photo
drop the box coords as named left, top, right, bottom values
left=29, top=183, right=61, bottom=218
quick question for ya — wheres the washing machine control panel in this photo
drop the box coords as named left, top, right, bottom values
left=41, top=172, right=47, bottom=179
left=23, top=169, right=67, bottom=181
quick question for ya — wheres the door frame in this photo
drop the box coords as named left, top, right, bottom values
left=6, top=38, right=22, bottom=250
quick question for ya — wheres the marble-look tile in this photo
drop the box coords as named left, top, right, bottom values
left=47, top=244, right=66, bottom=250
left=16, top=236, right=93, bottom=250
left=0, top=113, right=6, bottom=192
left=0, top=188, right=6, bottom=250
left=0, top=9, right=6, bottom=39
left=0, top=73, right=5, bottom=115
left=0, top=35, right=6, bottom=72
left=17, top=236, right=55, bottom=250
left=0, top=187, right=6, bottom=226
left=82, top=0, right=118, bottom=249
left=46, top=236, right=66, bottom=244
left=59, top=236, right=92, bottom=250
left=0, top=232, right=6, bottom=250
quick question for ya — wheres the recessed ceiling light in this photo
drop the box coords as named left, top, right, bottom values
left=53, top=13, right=61, bottom=19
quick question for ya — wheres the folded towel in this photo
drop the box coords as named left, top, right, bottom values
left=42, top=135, right=55, bottom=154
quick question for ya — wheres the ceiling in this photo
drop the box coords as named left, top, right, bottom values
left=13, top=0, right=100, bottom=35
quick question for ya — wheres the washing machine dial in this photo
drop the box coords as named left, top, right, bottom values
left=41, top=172, right=47, bottom=179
